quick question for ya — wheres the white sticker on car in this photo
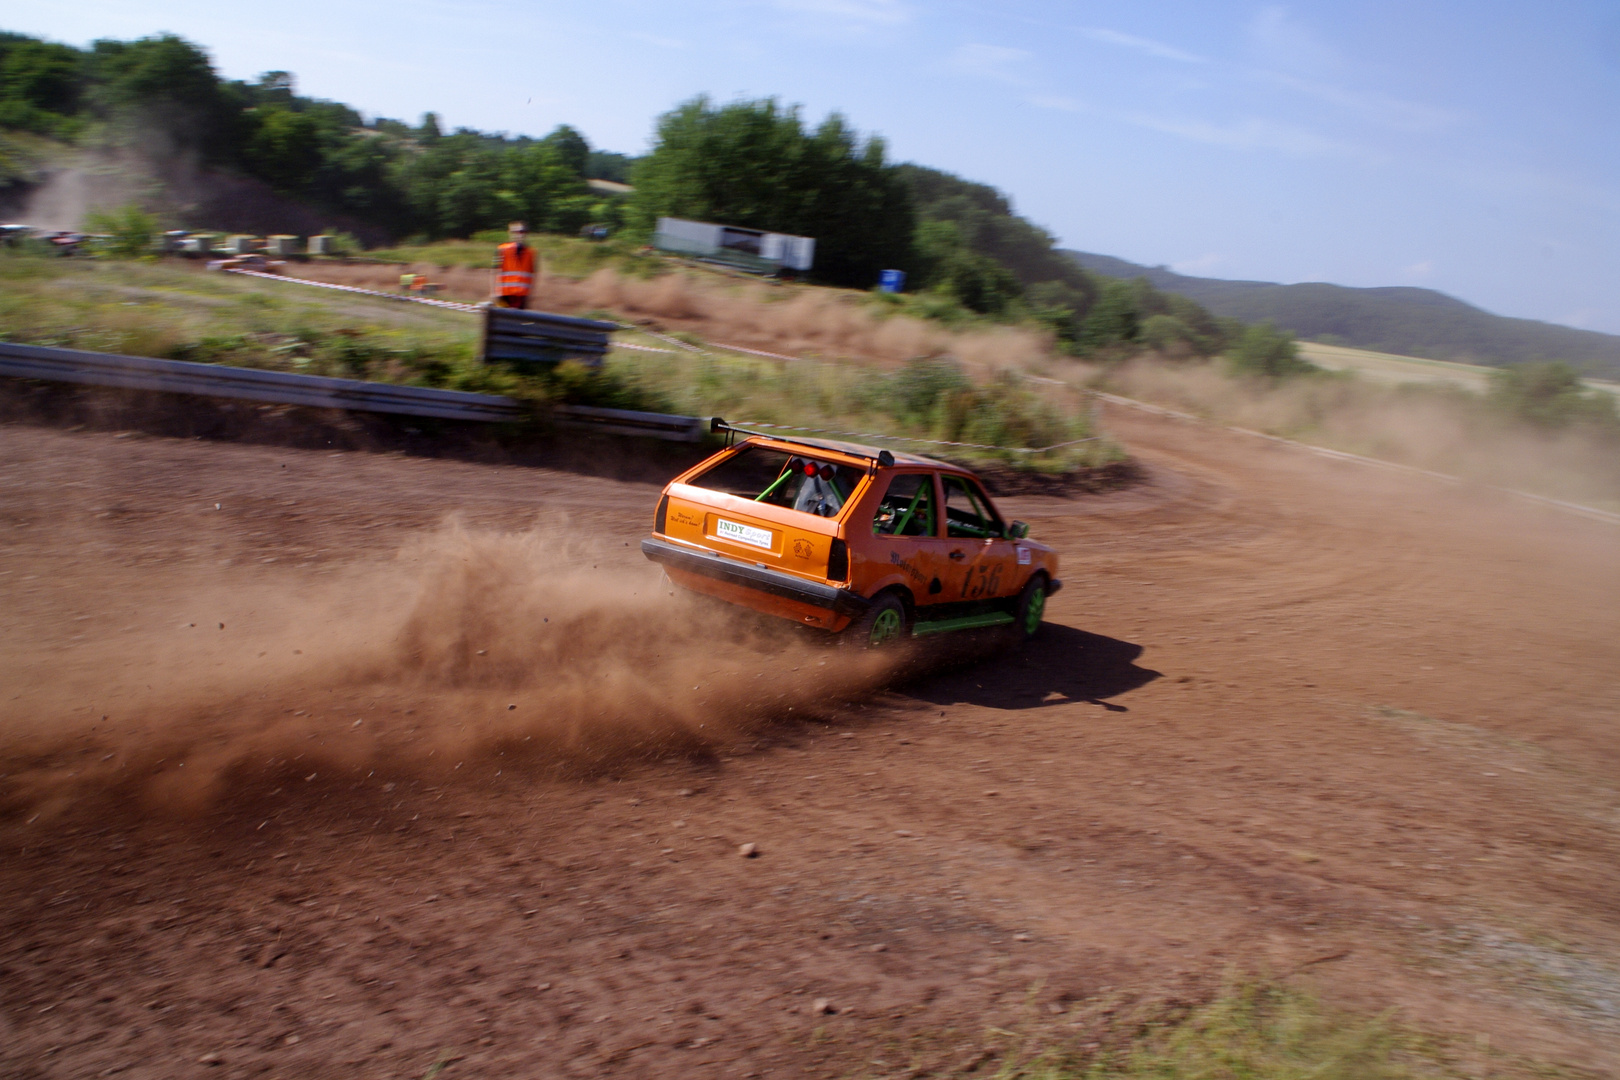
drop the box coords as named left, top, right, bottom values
left=1016, top=545, right=1032, bottom=565
left=715, top=519, right=773, bottom=550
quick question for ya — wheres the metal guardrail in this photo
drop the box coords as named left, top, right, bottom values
left=552, top=404, right=707, bottom=442
left=0, top=340, right=525, bottom=423
left=481, top=306, right=616, bottom=367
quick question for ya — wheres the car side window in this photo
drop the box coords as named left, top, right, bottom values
left=872, top=473, right=935, bottom=537
left=942, top=476, right=1005, bottom=538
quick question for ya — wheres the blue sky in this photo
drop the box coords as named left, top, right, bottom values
left=10, top=1, right=1619, bottom=333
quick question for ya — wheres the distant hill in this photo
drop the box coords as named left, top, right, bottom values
left=1064, top=251, right=1620, bottom=378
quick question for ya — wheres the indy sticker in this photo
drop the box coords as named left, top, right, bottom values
left=715, top=518, right=773, bottom=550
left=1016, top=546, right=1032, bottom=565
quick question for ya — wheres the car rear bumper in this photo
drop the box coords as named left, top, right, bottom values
left=641, top=536, right=870, bottom=618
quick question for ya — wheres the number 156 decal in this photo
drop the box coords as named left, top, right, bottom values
left=961, top=562, right=1003, bottom=599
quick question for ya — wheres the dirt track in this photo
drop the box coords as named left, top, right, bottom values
left=3, top=403, right=1619, bottom=1079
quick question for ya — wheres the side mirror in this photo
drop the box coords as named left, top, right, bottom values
left=1008, top=520, right=1030, bottom=539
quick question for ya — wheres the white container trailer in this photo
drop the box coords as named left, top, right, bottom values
left=654, top=217, right=724, bottom=257
left=760, top=232, right=814, bottom=271
left=653, top=217, right=814, bottom=272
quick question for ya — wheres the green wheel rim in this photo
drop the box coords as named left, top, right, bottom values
left=1023, top=586, right=1046, bottom=635
left=869, top=607, right=903, bottom=646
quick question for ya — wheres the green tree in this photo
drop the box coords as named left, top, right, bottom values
left=540, top=124, right=589, bottom=175
left=1488, top=361, right=1619, bottom=430
left=85, top=203, right=158, bottom=257
left=242, top=107, right=322, bottom=193
left=629, top=96, right=912, bottom=286
left=86, top=34, right=229, bottom=156
left=307, top=128, right=407, bottom=223
left=502, top=142, right=592, bottom=231
left=586, top=149, right=634, bottom=182
left=0, top=36, right=83, bottom=134
left=1024, top=279, right=1087, bottom=345
left=1078, top=278, right=1141, bottom=351
left=912, top=219, right=1022, bottom=316
left=252, top=70, right=294, bottom=105
left=1226, top=320, right=1315, bottom=377
left=895, top=165, right=1098, bottom=315
left=1140, top=313, right=1196, bottom=353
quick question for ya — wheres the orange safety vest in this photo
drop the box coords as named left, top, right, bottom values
left=497, top=242, right=535, bottom=296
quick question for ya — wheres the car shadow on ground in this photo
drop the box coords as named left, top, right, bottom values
left=899, top=623, right=1161, bottom=712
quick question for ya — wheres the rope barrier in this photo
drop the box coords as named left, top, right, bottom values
left=606, top=321, right=800, bottom=362
left=612, top=322, right=704, bottom=354
left=730, top=420, right=1101, bottom=455
left=225, top=269, right=483, bottom=312
left=224, top=271, right=805, bottom=361
left=707, top=342, right=803, bottom=362
left=218, top=270, right=1105, bottom=455
left=223, top=270, right=677, bottom=352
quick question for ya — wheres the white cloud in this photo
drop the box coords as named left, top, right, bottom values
left=1076, top=26, right=1206, bottom=64
left=1560, top=308, right=1604, bottom=330
left=1249, top=6, right=1339, bottom=72
left=1121, top=111, right=1368, bottom=160
left=950, top=43, right=1033, bottom=84
left=773, top=0, right=910, bottom=26
left=1171, top=253, right=1224, bottom=275
left=1264, top=72, right=1456, bottom=133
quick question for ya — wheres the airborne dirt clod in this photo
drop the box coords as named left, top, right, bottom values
left=2, top=403, right=1619, bottom=1079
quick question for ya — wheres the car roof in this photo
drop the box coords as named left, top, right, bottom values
left=744, top=433, right=959, bottom=470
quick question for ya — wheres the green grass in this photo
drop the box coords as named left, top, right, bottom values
left=1061, top=983, right=1420, bottom=1080
left=604, top=348, right=1120, bottom=470
left=0, top=253, right=515, bottom=395
left=0, top=252, right=1118, bottom=470
left=859, top=980, right=1574, bottom=1080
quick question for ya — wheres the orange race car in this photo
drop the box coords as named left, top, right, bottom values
left=640, top=422, right=1061, bottom=646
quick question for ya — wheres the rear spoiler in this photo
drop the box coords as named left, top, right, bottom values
left=710, top=417, right=896, bottom=467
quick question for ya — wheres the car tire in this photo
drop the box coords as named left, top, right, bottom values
left=1013, top=573, right=1049, bottom=641
left=846, top=592, right=910, bottom=648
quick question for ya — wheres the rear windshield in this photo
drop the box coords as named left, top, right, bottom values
left=686, top=445, right=864, bottom=518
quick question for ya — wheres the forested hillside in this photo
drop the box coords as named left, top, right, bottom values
left=1068, top=251, right=1620, bottom=377
left=0, top=29, right=1229, bottom=355
left=0, top=31, right=618, bottom=242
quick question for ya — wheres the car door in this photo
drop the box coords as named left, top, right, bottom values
left=866, top=470, right=956, bottom=609
left=941, top=474, right=1020, bottom=603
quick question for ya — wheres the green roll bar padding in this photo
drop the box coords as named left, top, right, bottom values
left=755, top=467, right=795, bottom=502
left=892, top=484, right=930, bottom=536
left=947, top=512, right=992, bottom=538
left=945, top=479, right=1000, bottom=538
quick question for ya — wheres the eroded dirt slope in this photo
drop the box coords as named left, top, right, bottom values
left=2, top=404, right=1618, bottom=1079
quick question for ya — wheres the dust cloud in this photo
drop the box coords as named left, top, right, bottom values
left=6, top=146, right=160, bottom=233
left=2, top=128, right=381, bottom=240
left=1102, top=356, right=1620, bottom=509
left=0, top=521, right=894, bottom=821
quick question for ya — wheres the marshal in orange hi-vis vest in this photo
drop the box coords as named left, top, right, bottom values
left=496, top=242, right=536, bottom=297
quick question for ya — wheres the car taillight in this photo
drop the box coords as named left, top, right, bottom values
left=654, top=494, right=668, bottom=533
left=827, top=537, right=848, bottom=581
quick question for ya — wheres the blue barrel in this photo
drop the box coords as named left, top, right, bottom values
left=878, top=269, right=906, bottom=293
